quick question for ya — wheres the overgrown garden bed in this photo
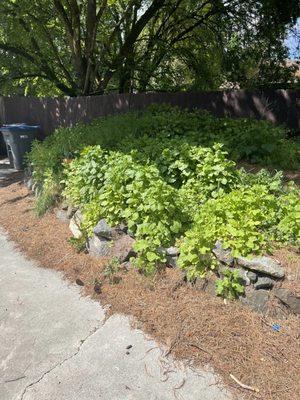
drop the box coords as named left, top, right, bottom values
left=28, top=106, right=299, bottom=298
left=18, top=105, right=299, bottom=397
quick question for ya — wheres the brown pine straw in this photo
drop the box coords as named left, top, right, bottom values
left=0, top=179, right=299, bottom=400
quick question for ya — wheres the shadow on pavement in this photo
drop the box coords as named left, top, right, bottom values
left=0, top=159, right=24, bottom=189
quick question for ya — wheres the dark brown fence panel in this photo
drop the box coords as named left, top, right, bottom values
left=0, top=94, right=130, bottom=138
left=0, top=90, right=299, bottom=139
left=129, top=90, right=300, bottom=131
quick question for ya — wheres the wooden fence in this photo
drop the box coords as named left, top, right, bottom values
left=0, top=90, right=299, bottom=142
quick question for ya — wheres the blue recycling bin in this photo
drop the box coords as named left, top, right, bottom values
left=1, top=124, right=40, bottom=170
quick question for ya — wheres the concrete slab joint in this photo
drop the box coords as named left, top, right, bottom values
left=0, top=229, right=231, bottom=400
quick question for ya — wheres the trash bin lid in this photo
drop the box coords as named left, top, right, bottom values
left=2, top=123, right=40, bottom=132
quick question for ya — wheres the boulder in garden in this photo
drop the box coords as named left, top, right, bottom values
left=254, top=276, right=274, bottom=290
left=166, top=246, right=180, bottom=257
left=237, top=256, right=285, bottom=279
left=166, top=255, right=178, bottom=268
left=88, top=235, right=111, bottom=257
left=69, top=210, right=83, bottom=239
left=93, top=219, right=115, bottom=240
left=212, top=241, right=234, bottom=266
left=240, top=289, right=270, bottom=314
left=67, top=205, right=77, bottom=219
left=111, top=235, right=136, bottom=263
left=274, top=288, right=300, bottom=314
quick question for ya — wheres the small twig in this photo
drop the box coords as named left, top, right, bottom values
left=139, top=346, right=159, bottom=360
left=230, top=374, right=259, bottom=393
left=144, top=363, right=154, bottom=378
left=160, top=368, right=175, bottom=382
left=173, top=378, right=186, bottom=400
left=5, top=375, right=26, bottom=383
left=188, top=343, right=213, bottom=360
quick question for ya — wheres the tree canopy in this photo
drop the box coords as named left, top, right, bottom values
left=0, top=0, right=299, bottom=96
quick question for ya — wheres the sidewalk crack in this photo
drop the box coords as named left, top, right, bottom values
left=19, top=325, right=101, bottom=399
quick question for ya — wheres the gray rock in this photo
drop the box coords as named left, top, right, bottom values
left=93, top=219, right=114, bottom=240
left=254, top=277, right=274, bottom=290
left=246, top=271, right=258, bottom=283
left=67, top=205, right=77, bottom=219
left=69, top=210, right=83, bottom=239
left=212, top=241, right=234, bottom=266
left=60, top=202, right=69, bottom=211
left=166, top=246, right=179, bottom=257
left=195, top=278, right=216, bottom=296
left=111, top=235, right=136, bottom=263
left=274, top=288, right=300, bottom=314
left=56, top=209, right=69, bottom=223
left=26, top=178, right=33, bottom=191
left=88, top=236, right=111, bottom=257
left=88, top=234, right=135, bottom=262
left=241, top=289, right=270, bottom=314
left=236, top=268, right=251, bottom=286
left=237, top=256, right=285, bottom=279
left=166, top=256, right=178, bottom=268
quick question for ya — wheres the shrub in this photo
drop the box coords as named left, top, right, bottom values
left=64, top=148, right=186, bottom=275
left=215, top=269, right=245, bottom=300
left=179, top=144, right=239, bottom=215
left=27, top=106, right=299, bottom=277
left=34, top=169, right=60, bottom=216
left=276, top=187, right=300, bottom=246
left=238, top=168, right=284, bottom=194
left=178, top=184, right=298, bottom=280
left=28, top=106, right=299, bottom=194
left=63, top=146, right=107, bottom=207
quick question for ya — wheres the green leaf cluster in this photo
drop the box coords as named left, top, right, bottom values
left=215, top=269, right=245, bottom=300
left=27, top=106, right=300, bottom=277
left=27, top=107, right=300, bottom=191
left=178, top=184, right=300, bottom=279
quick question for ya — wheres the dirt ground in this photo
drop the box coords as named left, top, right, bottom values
left=0, top=176, right=299, bottom=400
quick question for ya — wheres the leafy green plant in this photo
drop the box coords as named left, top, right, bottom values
left=34, top=169, right=60, bottom=216
left=238, top=168, right=284, bottom=194
left=68, top=236, right=87, bottom=253
left=27, top=106, right=300, bottom=277
left=27, top=106, right=299, bottom=195
left=215, top=268, right=245, bottom=300
left=276, top=187, right=300, bottom=246
left=63, top=146, right=107, bottom=206
left=178, top=184, right=296, bottom=279
left=103, top=257, right=122, bottom=284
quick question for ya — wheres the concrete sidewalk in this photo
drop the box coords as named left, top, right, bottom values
left=0, top=230, right=231, bottom=400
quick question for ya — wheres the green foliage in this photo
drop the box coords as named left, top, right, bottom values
left=28, top=107, right=300, bottom=276
left=215, top=269, right=245, bottom=300
left=34, top=170, right=60, bottom=217
left=0, top=1, right=298, bottom=95
left=103, top=257, right=122, bottom=284
left=238, top=168, right=284, bottom=194
left=178, top=184, right=299, bottom=279
left=276, top=187, right=300, bottom=246
left=178, top=144, right=239, bottom=215
left=63, top=146, right=107, bottom=207
left=68, top=236, right=87, bottom=253
left=28, top=108, right=299, bottom=189
left=64, top=148, right=185, bottom=275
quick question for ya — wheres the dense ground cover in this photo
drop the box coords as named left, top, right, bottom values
left=28, top=106, right=300, bottom=283
left=0, top=178, right=299, bottom=400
